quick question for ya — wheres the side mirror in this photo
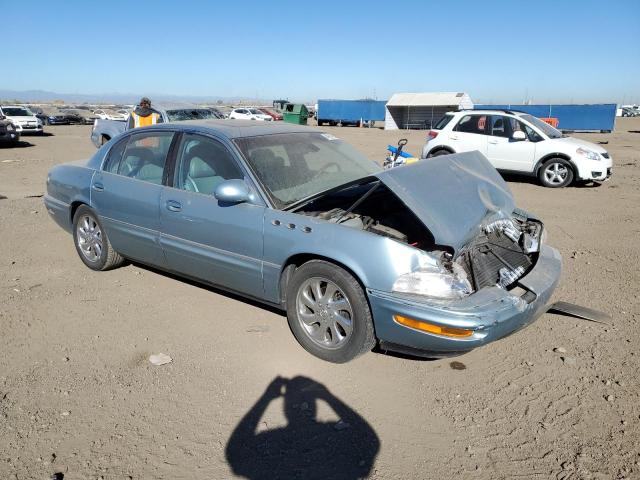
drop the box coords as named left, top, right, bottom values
left=214, top=179, right=251, bottom=204
left=512, top=130, right=527, bottom=141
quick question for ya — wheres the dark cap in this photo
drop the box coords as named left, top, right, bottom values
left=140, top=97, right=151, bottom=105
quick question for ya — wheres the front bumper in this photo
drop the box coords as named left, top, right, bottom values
left=575, top=155, right=613, bottom=181
left=16, top=124, right=43, bottom=134
left=368, top=244, right=562, bottom=356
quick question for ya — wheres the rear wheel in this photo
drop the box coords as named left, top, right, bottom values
left=538, top=158, right=574, bottom=188
left=72, top=205, right=124, bottom=271
left=286, top=260, right=375, bottom=363
left=428, top=149, right=452, bottom=158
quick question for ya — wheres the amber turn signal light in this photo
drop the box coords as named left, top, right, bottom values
left=393, top=315, right=474, bottom=338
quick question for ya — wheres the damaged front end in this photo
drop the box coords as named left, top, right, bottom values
left=293, top=151, right=547, bottom=300
left=290, top=151, right=561, bottom=355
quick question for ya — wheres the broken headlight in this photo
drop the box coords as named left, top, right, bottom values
left=392, top=265, right=472, bottom=300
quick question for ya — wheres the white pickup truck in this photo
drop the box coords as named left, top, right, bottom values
left=90, top=103, right=223, bottom=147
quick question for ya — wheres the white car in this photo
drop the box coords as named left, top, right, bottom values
left=0, top=105, right=44, bottom=135
left=421, top=109, right=613, bottom=187
left=93, top=109, right=127, bottom=121
left=228, top=108, right=272, bottom=121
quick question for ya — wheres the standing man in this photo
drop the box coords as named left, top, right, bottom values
left=128, top=97, right=162, bottom=129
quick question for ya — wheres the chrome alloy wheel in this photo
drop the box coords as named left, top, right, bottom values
left=295, top=277, right=354, bottom=349
left=543, top=162, right=570, bottom=185
left=76, top=214, right=103, bottom=262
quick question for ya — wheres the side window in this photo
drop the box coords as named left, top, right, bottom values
left=117, top=131, right=174, bottom=185
left=489, top=115, right=510, bottom=138
left=454, top=115, right=487, bottom=135
left=522, top=122, right=543, bottom=142
left=174, top=134, right=243, bottom=194
left=103, top=137, right=128, bottom=173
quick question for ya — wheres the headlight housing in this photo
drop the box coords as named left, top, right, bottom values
left=392, top=263, right=472, bottom=300
left=576, top=147, right=601, bottom=161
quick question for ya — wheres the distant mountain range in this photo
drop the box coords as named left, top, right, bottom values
left=0, top=89, right=278, bottom=105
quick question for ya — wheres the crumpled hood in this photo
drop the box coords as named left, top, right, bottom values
left=375, top=151, right=515, bottom=256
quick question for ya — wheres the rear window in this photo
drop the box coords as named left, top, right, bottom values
left=433, top=114, right=454, bottom=130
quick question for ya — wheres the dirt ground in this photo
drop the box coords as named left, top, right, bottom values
left=1, top=119, right=639, bottom=480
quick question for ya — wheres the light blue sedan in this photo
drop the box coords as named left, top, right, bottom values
left=45, top=120, right=561, bottom=363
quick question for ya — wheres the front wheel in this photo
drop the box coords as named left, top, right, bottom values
left=72, top=205, right=124, bottom=271
left=286, top=260, right=375, bottom=363
left=538, top=158, right=574, bottom=188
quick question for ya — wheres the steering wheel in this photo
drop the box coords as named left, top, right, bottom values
left=317, top=162, right=342, bottom=175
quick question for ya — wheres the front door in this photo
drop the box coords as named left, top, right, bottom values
left=159, top=133, right=265, bottom=298
left=486, top=115, right=537, bottom=172
left=90, top=130, right=175, bottom=266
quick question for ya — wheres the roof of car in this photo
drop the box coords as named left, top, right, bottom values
left=156, top=119, right=319, bottom=139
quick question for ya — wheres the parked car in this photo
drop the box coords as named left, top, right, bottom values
left=0, top=116, right=20, bottom=145
left=44, top=112, right=72, bottom=125
left=421, top=109, right=613, bottom=187
left=229, top=108, right=273, bottom=121
left=259, top=108, right=283, bottom=121
left=0, top=105, right=44, bottom=135
left=90, top=104, right=222, bottom=147
left=621, top=107, right=639, bottom=117
left=46, top=120, right=561, bottom=363
left=206, top=107, right=226, bottom=119
left=61, top=109, right=99, bottom=125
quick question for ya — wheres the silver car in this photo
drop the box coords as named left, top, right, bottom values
left=45, top=120, right=561, bottom=363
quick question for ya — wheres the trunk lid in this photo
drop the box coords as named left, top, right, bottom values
left=375, top=151, right=515, bottom=255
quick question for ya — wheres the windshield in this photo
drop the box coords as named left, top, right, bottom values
left=235, top=132, right=382, bottom=209
left=521, top=114, right=563, bottom=139
left=2, top=107, right=32, bottom=116
left=165, top=109, right=217, bottom=121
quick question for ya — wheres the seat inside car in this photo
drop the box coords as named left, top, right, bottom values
left=120, top=147, right=164, bottom=184
left=183, top=144, right=225, bottom=194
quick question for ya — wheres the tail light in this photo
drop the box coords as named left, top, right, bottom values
left=427, top=130, right=438, bottom=140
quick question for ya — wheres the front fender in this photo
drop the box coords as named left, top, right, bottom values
left=262, top=209, right=431, bottom=303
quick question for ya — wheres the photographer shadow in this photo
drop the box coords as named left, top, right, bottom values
left=226, top=376, right=379, bottom=480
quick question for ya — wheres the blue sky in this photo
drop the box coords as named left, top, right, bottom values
left=3, top=0, right=639, bottom=103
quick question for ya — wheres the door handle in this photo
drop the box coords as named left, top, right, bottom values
left=450, top=135, right=458, bottom=140
left=166, top=200, right=182, bottom=212
left=92, top=182, right=104, bottom=191
left=488, top=139, right=498, bottom=144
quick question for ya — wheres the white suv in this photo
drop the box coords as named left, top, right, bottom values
left=421, top=110, right=613, bottom=187
left=228, top=108, right=272, bottom=121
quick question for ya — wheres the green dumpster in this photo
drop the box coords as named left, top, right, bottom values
left=282, top=103, right=308, bottom=125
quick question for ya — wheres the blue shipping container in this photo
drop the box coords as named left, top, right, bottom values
left=474, top=104, right=616, bottom=132
left=317, top=100, right=387, bottom=123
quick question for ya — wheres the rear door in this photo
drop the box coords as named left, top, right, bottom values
left=159, top=133, right=265, bottom=298
left=90, top=130, right=176, bottom=266
left=486, top=115, right=537, bottom=172
left=449, top=114, right=489, bottom=156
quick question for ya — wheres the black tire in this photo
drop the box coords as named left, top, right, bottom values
left=72, top=205, right=124, bottom=271
left=538, top=158, right=574, bottom=188
left=286, top=260, right=375, bottom=363
left=427, top=149, right=452, bottom=158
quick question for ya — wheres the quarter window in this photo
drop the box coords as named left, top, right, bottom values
left=174, top=134, right=243, bottom=194
left=108, top=131, right=174, bottom=185
left=454, top=115, right=487, bottom=135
